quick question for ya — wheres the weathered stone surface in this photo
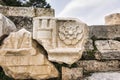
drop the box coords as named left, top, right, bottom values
left=8, top=16, right=33, bottom=32
left=95, top=40, right=120, bottom=59
left=89, top=25, right=120, bottom=39
left=105, top=13, right=120, bottom=25
left=77, top=60, right=120, bottom=72
left=35, top=8, right=54, bottom=17
left=0, top=6, right=54, bottom=32
left=62, top=67, right=83, bottom=80
left=0, top=29, right=58, bottom=79
left=0, top=13, right=16, bottom=38
left=82, top=39, right=95, bottom=60
left=33, top=17, right=89, bottom=64
left=85, top=72, right=120, bottom=80
left=84, top=39, right=94, bottom=51
left=0, top=6, right=54, bottom=17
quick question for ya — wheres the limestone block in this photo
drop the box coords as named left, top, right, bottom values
left=0, top=29, right=58, bottom=79
left=35, top=8, right=54, bottom=17
left=95, top=40, right=120, bottom=59
left=62, top=67, right=83, bottom=80
left=0, top=6, right=55, bottom=17
left=33, top=17, right=89, bottom=64
left=89, top=25, right=120, bottom=39
left=0, top=13, right=16, bottom=38
left=77, top=60, right=120, bottom=72
left=85, top=72, right=120, bottom=80
left=7, top=7, right=35, bottom=17
left=105, top=13, right=120, bottom=25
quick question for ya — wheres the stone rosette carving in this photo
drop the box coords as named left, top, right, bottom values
left=33, top=17, right=89, bottom=64
left=59, top=22, right=83, bottom=45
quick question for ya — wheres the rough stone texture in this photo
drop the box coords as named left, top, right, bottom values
left=35, top=8, right=55, bottom=17
left=0, top=6, right=54, bottom=17
left=85, top=72, right=120, bottom=80
left=62, top=67, right=83, bottom=80
left=0, top=13, right=16, bottom=38
left=8, top=16, right=33, bottom=32
left=77, top=60, right=120, bottom=72
left=0, top=6, right=54, bottom=32
left=82, top=39, right=95, bottom=60
left=105, top=13, right=120, bottom=25
left=95, top=40, right=120, bottom=59
left=84, top=39, right=94, bottom=51
left=89, top=25, right=120, bottom=39
left=0, top=29, right=58, bottom=79
left=33, top=17, right=89, bottom=64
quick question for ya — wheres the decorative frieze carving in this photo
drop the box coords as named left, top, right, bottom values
left=33, top=17, right=89, bottom=64
left=0, top=28, right=58, bottom=79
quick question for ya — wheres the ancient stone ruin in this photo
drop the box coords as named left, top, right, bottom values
left=33, top=17, right=88, bottom=64
left=0, top=6, right=120, bottom=80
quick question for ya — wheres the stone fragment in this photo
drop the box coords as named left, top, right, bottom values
left=62, top=67, right=83, bottom=80
left=33, top=17, right=89, bottom=64
left=0, top=29, right=58, bottom=79
left=0, top=13, right=16, bottom=38
left=95, top=40, right=120, bottom=59
left=105, top=13, right=120, bottom=25
left=85, top=72, right=120, bottom=80
left=77, top=60, right=120, bottom=72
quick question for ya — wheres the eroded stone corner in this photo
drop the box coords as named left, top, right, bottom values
left=0, top=13, right=16, bottom=38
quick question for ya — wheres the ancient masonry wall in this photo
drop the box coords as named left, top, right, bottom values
left=0, top=6, right=54, bottom=32
left=0, top=6, right=120, bottom=80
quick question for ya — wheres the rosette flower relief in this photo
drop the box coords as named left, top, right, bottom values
left=59, top=25, right=83, bottom=45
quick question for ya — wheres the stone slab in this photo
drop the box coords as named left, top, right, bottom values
left=77, top=60, right=120, bottom=72
left=0, top=6, right=54, bottom=17
left=89, top=25, right=120, bottom=39
left=95, top=40, right=120, bottom=60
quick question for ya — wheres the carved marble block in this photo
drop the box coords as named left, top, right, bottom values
left=33, top=17, right=88, bottom=64
left=0, top=28, right=58, bottom=79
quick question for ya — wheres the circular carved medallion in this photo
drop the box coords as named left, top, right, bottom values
left=59, top=24, right=83, bottom=45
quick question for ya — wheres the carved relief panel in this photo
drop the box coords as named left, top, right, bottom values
left=0, top=29, right=58, bottom=79
left=58, top=21, right=83, bottom=45
left=33, top=17, right=88, bottom=64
